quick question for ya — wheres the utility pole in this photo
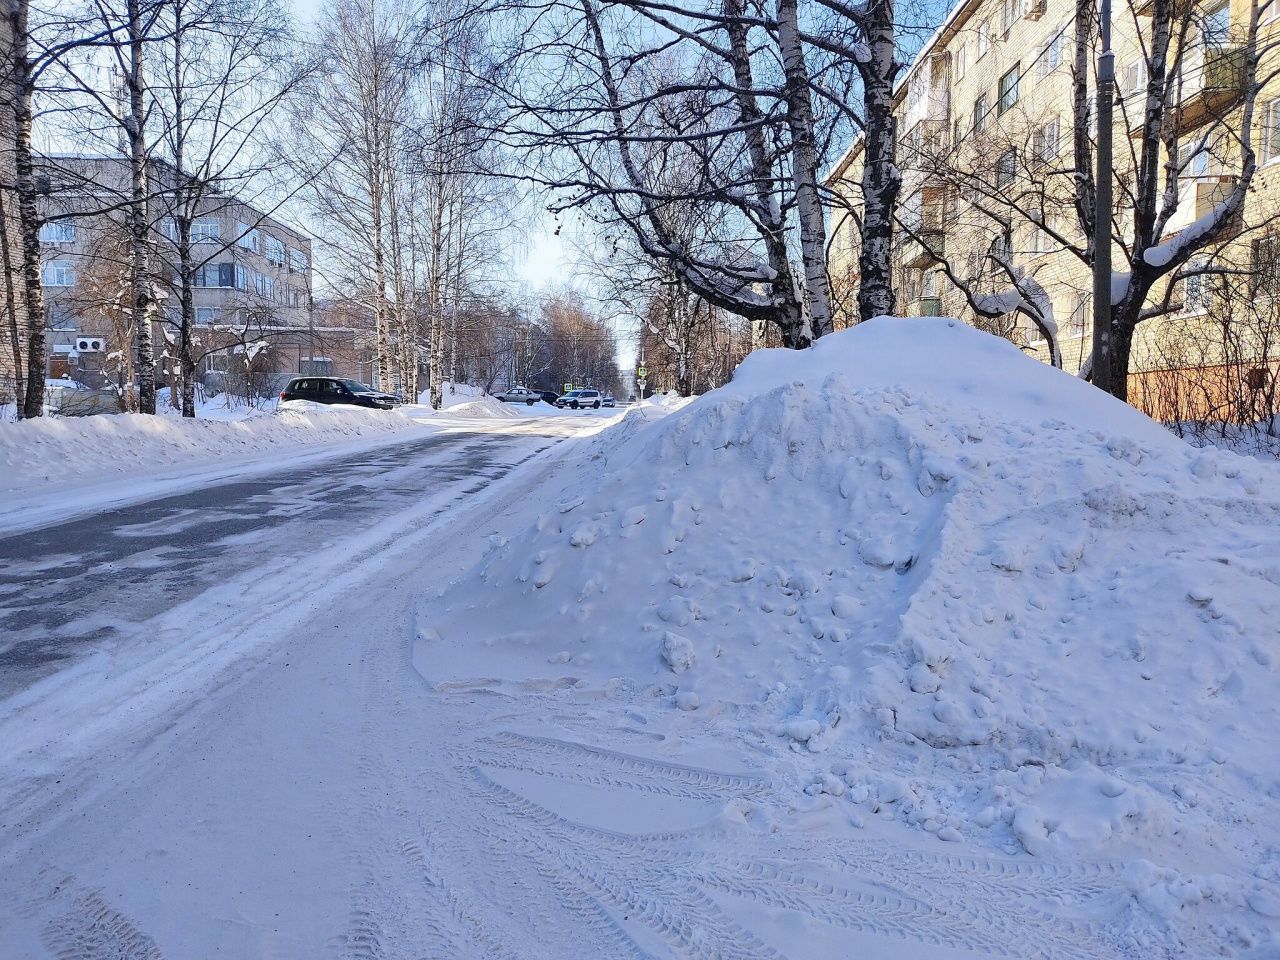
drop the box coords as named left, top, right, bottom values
left=1092, top=0, right=1114, bottom=391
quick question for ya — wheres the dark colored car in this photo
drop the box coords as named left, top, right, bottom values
left=280, top=377, right=396, bottom=410
left=538, top=390, right=560, bottom=405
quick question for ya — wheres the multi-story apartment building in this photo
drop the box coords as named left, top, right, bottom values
left=37, top=155, right=315, bottom=387
left=827, top=0, right=1280, bottom=418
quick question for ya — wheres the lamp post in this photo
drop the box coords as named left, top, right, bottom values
left=1092, top=0, right=1115, bottom=391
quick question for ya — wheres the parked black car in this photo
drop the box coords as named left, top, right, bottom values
left=280, top=377, right=397, bottom=410
left=538, top=390, right=560, bottom=405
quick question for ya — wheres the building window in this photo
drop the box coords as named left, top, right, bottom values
left=196, top=306, right=218, bottom=325
left=42, top=260, right=75, bottom=286
left=299, top=357, right=333, bottom=376
left=1263, top=0, right=1280, bottom=24
left=976, top=21, right=991, bottom=59
left=955, top=42, right=968, bottom=80
left=235, top=264, right=249, bottom=290
left=973, top=94, right=989, bottom=133
left=1263, top=99, right=1280, bottom=163
left=1203, top=3, right=1230, bottom=47
left=996, top=148, right=1017, bottom=187
left=998, top=65, right=1021, bottom=115
left=1185, top=260, right=1214, bottom=312
left=991, top=227, right=1013, bottom=261
left=195, top=262, right=236, bottom=288
left=39, top=220, right=75, bottom=244
left=1123, top=59, right=1147, bottom=97
left=235, top=222, right=259, bottom=252
left=1252, top=235, right=1280, bottom=296
left=192, top=218, right=221, bottom=243
left=288, top=248, right=307, bottom=273
left=1179, top=139, right=1216, bottom=177
left=1033, top=117, right=1061, bottom=163
left=255, top=272, right=275, bottom=299
left=265, top=235, right=286, bottom=266
left=1001, top=0, right=1018, bottom=34
left=1038, top=32, right=1065, bottom=78
left=1070, top=294, right=1090, bottom=335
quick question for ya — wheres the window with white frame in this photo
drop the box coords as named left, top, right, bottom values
left=1001, top=0, right=1018, bottom=34
left=1263, top=0, right=1279, bottom=24
left=955, top=42, right=968, bottom=80
left=192, top=218, right=221, bottom=242
left=42, top=260, right=75, bottom=286
left=976, top=21, right=991, bottom=59
left=1179, top=138, right=1217, bottom=177
left=1038, top=31, right=1065, bottom=78
left=998, top=64, right=1021, bottom=115
left=265, top=235, right=285, bottom=265
left=196, top=306, right=218, bottom=325
left=907, top=72, right=924, bottom=113
left=255, top=272, right=275, bottom=299
left=1184, top=260, right=1214, bottom=312
left=288, top=248, right=307, bottom=273
left=235, top=222, right=259, bottom=252
left=235, top=263, right=249, bottom=290
left=39, top=220, right=75, bottom=244
left=1203, top=3, right=1230, bottom=47
left=1070, top=293, right=1090, bottom=335
left=974, top=93, right=989, bottom=132
left=1033, top=117, right=1061, bottom=163
left=1123, top=59, right=1146, bottom=97
left=1263, top=99, right=1280, bottom=163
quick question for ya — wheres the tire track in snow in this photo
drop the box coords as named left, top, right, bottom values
left=40, top=884, right=164, bottom=960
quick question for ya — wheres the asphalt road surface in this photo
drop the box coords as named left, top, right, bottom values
left=0, top=420, right=579, bottom=699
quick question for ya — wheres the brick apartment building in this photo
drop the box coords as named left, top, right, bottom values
left=827, top=0, right=1280, bottom=421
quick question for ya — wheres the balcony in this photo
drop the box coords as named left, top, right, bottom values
left=1134, top=0, right=1194, bottom=16
left=914, top=296, right=945, bottom=316
left=904, top=119, right=949, bottom=161
left=1176, top=45, right=1245, bottom=133
left=1163, top=174, right=1240, bottom=236
left=900, top=226, right=946, bottom=268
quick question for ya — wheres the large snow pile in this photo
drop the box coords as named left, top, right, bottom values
left=426, top=317, right=1280, bottom=948
left=407, top=382, right=522, bottom=419
left=0, top=402, right=421, bottom=504
left=435, top=397, right=521, bottom=419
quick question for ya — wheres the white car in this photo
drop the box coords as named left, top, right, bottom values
left=556, top=389, right=603, bottom=409
left=495, top=386, right=541, bottom=405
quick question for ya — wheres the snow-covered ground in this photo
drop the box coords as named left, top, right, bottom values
left=0, top=382, right=610, bottom=534
left=2, top=320, right=1276, bottom=959
left=425, top=318, right=1280, bottom=956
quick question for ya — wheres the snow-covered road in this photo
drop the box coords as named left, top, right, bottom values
left=0, top=402, right=1171, bottom=959
left=0, top=416, right=586, bottom=698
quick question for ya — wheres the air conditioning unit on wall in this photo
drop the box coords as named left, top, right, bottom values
left=75, top=337, right=104, bottom=353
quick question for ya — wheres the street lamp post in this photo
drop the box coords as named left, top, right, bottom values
left=1092, top=0, right=1115, bottom=391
